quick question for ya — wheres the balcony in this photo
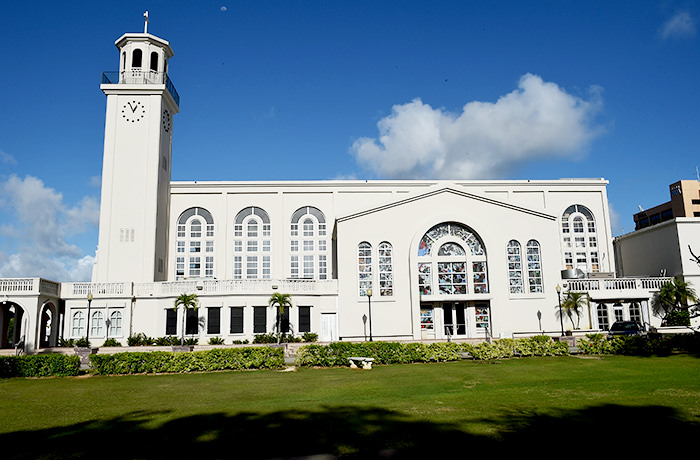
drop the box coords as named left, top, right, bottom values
left=101, top=71, right=180, bottom=106
left=564, top=277, right=673, bottom=300
left=0, top=278, right=60, bottom=297
left=60, top=278, right=338, bottom=300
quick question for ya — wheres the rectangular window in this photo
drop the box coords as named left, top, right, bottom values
left=247, top=256, right=258, bottom=279
left=254, top=306, right=266, bottom=333
left=319, top=239, right=327, bottom=252
left=263, top=256, right=271, bottom=279
left=205, top=241, right=214, bottom=252
left=473, top=261, right=488, bottom=294
left=418, top=263, right=431, bottom=295
left=303, top=255, right=314, bottom=278
left=185, top=309, right=198, bottom=335
left=206, top=224, right=214, bottom=237
left=290, top=255, right=299, bottom=278
left=177, top=241, right=185, bottom=253
left=207, top=307, right=221, bottom=335
left=176, top=256, right=185, bottom=277
left=205, top=256, right=214, bottom=277
left=177, top=224, right=185, bottom=238
left=190, top=241, right=201, bottom=253
left=290, top=241, right=299, bottom=252
left=234, top=240, right=242, bottom=252
left=318, top=255, right=327, bottom=280
left=189, top=257, right=201, bottom=277
left=230, top=307, right=244, bottom=334
left=303, top=240, right=314, bottom=251
left=165, top=309, right=177, bottom=335
left=234, top=256, right=242, bottom=279
left=247, top=240, right=258, bottom=252
left=298, top=306, right=311, bottom=333
left=234, top=224, right=243, bottom=237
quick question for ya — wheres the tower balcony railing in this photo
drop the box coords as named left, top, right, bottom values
left=101, top=71, right=180, bottom=106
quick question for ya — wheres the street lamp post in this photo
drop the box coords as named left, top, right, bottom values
left=366, top=288, right=373, bottom=342
left=556, top=284, right=564, bottom=336
left=86, top=291, right=93, bottom=344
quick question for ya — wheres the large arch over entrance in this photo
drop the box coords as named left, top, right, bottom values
left=415, top=222, right=491, bottom=340
left=0, top=301, right=26, bottom=349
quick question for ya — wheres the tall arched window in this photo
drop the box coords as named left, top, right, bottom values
left=416, top=222, right=488, bottom=296
left=91, top=311, right=104, bottom=337
left=109, top=311, right=122, bottom=337
left=378, top=242, right=393, bottom=297
left=234, top=207, right=271, bottom=279
left=132, top=49, right=142, bottom=68
left=149, top=51, right=159, bottom=71
left=358, top=242, right=372, bottom=296
left=176, top=207, right=215, bottom=279
left=290, top=206, right=327, bottom=279
left=507, top=240, right=524, bottom=294
left=561, top=205, right=599, bottom=273
left=72, top=311, right=85, bottom=337
left=526, top=240, right=543, bottom=293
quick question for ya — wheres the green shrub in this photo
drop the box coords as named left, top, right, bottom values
left=0, top=354, right=81, bottom=378
left=253, top=333, right=277, bottom=344
left=183, top=337, right=198, bottom=346
left=58, top=338, right=75, bottom=347
left=154, top=336, right=180, bottom=346
left=101, top=338, right=122, bottom=347
left=666, top=310, right=691, bottom=326
left=302, top=332, right=318, bottom=342
left=128, top=333, right=155, bottom=346
left=208, top=337, right=225, bottom=345
left=89, top=346, right=284, bottom=375
left=74, top=337, right=91, bottom=348
left=232, top=339, right=249, bottom=344
left=295, top=341, right=465, bottom=367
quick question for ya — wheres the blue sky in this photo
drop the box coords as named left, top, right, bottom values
left=1, top=1, right=699, bottom=281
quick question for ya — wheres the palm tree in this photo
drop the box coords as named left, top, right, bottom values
left=559, top=291, right=588, bottom=330
left=654, top=278, right=698, bottom=326
left=268, top=292, right=293, bottom=344
left=174, top=293, right=199, bottom=345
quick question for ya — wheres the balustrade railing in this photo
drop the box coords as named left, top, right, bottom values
left=101, top=71, right=180, bottom=106
left=0, top=278, right=60, bottom=296
left=133, top=278, right=338, bottom=297
left=565, top=277, right=672, bottom=293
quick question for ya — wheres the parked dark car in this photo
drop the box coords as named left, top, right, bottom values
left=608, top=321, right=643, bottom=337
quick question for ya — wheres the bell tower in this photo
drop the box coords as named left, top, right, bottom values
left=93, top=13, right=179, bottom=283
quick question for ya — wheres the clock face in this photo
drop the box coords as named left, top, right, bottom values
left=122, top=100, right=146, bottom=122
left=162, top=109, right=171, bottom=132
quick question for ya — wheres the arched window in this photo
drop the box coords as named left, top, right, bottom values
left=378, top=242, right=393, bottom=297
left=507, top=240, right=524, bottom=294
left=290, top=206, right=327, bottom=279
left=72, top=311, right=85, bottom=337
left=132, top=49, right=142, bottom=68
left=176, top=207, right=215, bottom=279
left=234, top=207, right=271, bottom=279
left=526, top=240, right=543, bottom=293
left=91, top=311, right=104, bottom=337
left=561, top=205, right=599, bottom=273
left=109, top=311, right=122, bottom=337
left=149, top=51, right=159, bottom=71
left=358, top=242, right=372, bottom=296
left=417, top=222, right=488, bottom=296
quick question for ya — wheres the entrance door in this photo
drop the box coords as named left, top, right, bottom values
left=320, top=313, right=337, bottom=342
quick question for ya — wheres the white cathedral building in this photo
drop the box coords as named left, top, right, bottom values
left=0, top=27, right=674, bottom=354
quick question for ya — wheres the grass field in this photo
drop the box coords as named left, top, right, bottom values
left=1, top=354, right=698, bottom=458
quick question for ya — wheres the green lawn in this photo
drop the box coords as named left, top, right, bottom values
left=1, top=355, right=698, bottom=458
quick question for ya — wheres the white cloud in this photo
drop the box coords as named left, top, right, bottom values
left=660, top=11, right=696, bottom=40
left=0, top=175, right=98, bottom=281
left=0, top=149, right=16, bottom=165
left=351, top=74, right=603, bottom=180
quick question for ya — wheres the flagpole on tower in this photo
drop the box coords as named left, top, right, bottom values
left=143, top=11, right=150, bottom=34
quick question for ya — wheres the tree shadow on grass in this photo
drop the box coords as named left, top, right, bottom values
left=1, top=404, right=696, bottom=459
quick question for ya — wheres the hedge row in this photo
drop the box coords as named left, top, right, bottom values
left=294, top=341, right=466, bottom=367
left=89, top=346, right=285, bottom=375
left=577, top=333, right=700, bottom=356
left=294, top=336, right=569, bottom=366
left=0, top=354, right=81, bottom=378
